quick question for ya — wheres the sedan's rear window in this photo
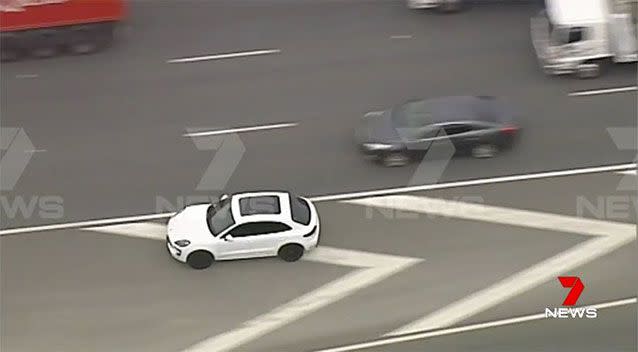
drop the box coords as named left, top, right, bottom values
left=290, top=196, right=311, bottom=225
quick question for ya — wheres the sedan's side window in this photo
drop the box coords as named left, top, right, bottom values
left=229, top=222, right=292, bottom=238
left=443, top=124, right=473, bottom=136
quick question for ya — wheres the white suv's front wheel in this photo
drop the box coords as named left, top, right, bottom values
left=187, top=250, right=214, bottom=269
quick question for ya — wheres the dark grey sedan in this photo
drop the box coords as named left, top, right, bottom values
left=354, top=96, right=521, bottom=167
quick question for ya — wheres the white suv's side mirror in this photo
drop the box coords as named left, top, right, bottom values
left=220, top=193, right=229, bottom=202
left=224, top=234, right=234, bottom=242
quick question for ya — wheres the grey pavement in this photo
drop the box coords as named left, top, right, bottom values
left=2, top=0, right=636, bottom=228
left=2, top=171, right=634, bottom=352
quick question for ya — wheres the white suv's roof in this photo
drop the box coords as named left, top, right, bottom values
left=230, top=191, right=293, bottom=224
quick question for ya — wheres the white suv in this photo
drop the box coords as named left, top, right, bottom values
left=166, top=191, right=320, bottom=269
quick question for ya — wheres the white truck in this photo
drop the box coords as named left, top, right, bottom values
left=531, top=0, right=637, bottom=78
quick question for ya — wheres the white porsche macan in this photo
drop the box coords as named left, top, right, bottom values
left=166, top=191, right=320, bottom=269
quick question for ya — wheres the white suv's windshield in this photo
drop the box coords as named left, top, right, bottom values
left=207, top=200, right=235, bottom=236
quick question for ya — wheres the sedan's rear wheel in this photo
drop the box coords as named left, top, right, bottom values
left=471, top=144, right=498, bottom=158
left=187, top=250, right=214, bottom=269
left=278, top=244, right=304, bottom=262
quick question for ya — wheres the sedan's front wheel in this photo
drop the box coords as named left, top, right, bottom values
left=381, top=152, right=410, bottom=167
left=187, top=250, right=214, bottom=269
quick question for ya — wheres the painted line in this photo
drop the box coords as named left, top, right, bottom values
left=312, top=297, right=637, bottom=352
left=83, top=222, right=167, bottom=241
left=345, top=195, right=634, bottom=237
left=0, top=162, right=635, bottom=236
left=167, top=49, right=281, bottom=64
left=569, top=86, right=637, bottom=97
left=617, top=170, right=637, bottom=175
left=180, top=247, right=422, bottom=352
left=0, top=213, right=173, bottom=236
left=24, top=149, right=46, bottom=153
left=390, top=35, right=412, bottom=39
left=311, top=162, right=636, bottom=202
left=183, top=122, right=298, bottom=138
left=15, top=74, right=38, bottom=79
left=346, top=196, right=636, bottom=336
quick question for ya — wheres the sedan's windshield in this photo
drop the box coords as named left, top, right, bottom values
left=206, top=200, right=235, bottom=236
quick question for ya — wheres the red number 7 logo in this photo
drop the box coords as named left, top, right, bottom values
left=558, top=276, right=584, bottom=306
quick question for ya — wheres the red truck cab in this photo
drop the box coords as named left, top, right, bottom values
left=1, top=0, right=126, bottom=61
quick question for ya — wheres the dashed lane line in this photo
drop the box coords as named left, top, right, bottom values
left=569, top=86, right=637, bottom=97
left=167, top=49, right=281, bottom=64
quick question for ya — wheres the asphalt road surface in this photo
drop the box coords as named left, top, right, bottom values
left=1, top=0, right=636, bottom=228
left=1, top=170, right=635, bottom=352
left=1, top=1, right=636, bottom=352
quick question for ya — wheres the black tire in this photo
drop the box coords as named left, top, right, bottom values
left=438, top=0, right=464, bottom=13
left=278, top=244, right=304, bottom=262
left=29, top=30, right=61, bottom=59
left=67, top=24, right=114, bottom=55
left=471, top=144, right=498, bottom=158
left=381, top=152, right=410, bottom=167
left=186, top=250, right=214, bottom=270
left=1, top=35, right=24, bottom=62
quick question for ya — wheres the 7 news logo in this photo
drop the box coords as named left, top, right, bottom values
left=544, top=276, right=598, bottom=319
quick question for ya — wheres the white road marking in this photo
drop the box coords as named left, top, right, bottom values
left=0, top=213, right=173, bottom=236
left=569, top=86, right=637, bottom=97
left=24, top=149, right=46, bottom=153
left=15, top=74, right=38, bottom=79
left=83, top=222, right=422, bottom=352
left=390, top=35, right=413, bottom=39
left=183, top=122, right=298, bottom=138
left=312, top=297, right=638, bottom=352
left=311, top=162, right=636, bottom=202
left=1, top=162, right=635, bottom=236
left=617, top=170, right=637, bottom=175
left=344, top=196, right=636, bottom=336
left=167, top=49, right=281, bottom=64
left=346, top=195, right=633, bottom=237
left=83, top=222, right=167, bottom=240
left=182, top=248, right=421, bottom=352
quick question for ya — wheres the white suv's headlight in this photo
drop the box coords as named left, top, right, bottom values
left=363, top=143, right=394, bottom=150
left=174, top=240, right=191, bottom=247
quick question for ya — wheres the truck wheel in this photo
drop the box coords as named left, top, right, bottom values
left=576, top=63, right=600, bottom=79
left=1, top=36, right=24, bottom=62
left=438, top=0, right=464, bottom=13
left=29, top=30, right=61, bottom=59
left=67, top=24, right=113, bottom=55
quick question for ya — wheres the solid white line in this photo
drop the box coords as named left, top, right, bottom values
left=346, top=195, right=634, bottom=237
left=181, top=249, right=422, bottom=352
left=569, top=86, right=637, bottom=97
left=617, top=170, right=637, bottom=175
left=312, top=162, right=636, bottom=202
left=0, top=213, right=173, bottom=236
left=16, top=74, right=38, bottom=79
left=167, top=49, right=281, bottom=64
left=390, top=35, right=412, bottom=39
left=83, top=222, right=167, bottom=241
left=313, top=297, right=638, bottom=352
left=0, top=162, right=634, bottom=236
left=183, top=122, right=298, bottom=137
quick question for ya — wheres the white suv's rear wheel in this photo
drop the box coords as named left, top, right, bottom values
left=278, top=244, right=304, bottom=262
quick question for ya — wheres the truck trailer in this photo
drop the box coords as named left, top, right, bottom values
left=530, top=0, right=637, bottom=78
left=1, top=0, right=126, bottom=62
